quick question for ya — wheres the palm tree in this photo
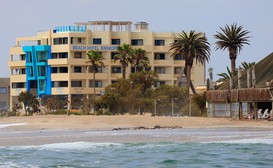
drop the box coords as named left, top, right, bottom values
left=114, top=43, right=134, bottom=79
left=217, top=66, right=234, bottom=82
left=241, top=61, right=255, bottom=71
left=132, top=48, right=150, bottom=72
left=214, top=23, right=250, bottom=87
left=86, top=50, right=105, bottom=112
left=170, top=30, right=211, bottom=94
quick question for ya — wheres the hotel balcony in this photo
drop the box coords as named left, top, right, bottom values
left=70, top=87, right=89, bottom=94
left=51, top=87, right=69, bottom=95
left=10, top=74, right=26, bottom=82
left=48, top=59, right=69, bottom=65
left=8, top=60, right=25, bottom=67
left=157, top=74, right=174, bottom=80
left=51, top=74, right=69, bottom=81
left=10, top=88, right=27, bottom=96
left=153, top=46, right=170, bottom=51
left=153, top=60, right=173, bottom=65
left=10, top=46, right=24, bottom=54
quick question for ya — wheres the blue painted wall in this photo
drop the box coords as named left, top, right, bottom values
left=23, top=45, right=52, bottom=97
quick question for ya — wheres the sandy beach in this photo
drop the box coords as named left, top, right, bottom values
left=1, top=114, right=273, bottom=131
left=1, top=115, right=273, bottom=146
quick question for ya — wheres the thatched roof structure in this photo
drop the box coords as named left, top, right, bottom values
left=207, top=52, right=273, bottom=102
left=217, top=52, right=273, bottom=89
left=207, top=88, right=271, bottom=102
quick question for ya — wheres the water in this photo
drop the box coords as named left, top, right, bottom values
left=1, top=128, right=273, bottom=167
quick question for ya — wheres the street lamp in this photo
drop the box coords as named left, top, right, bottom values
left=171, top=98, right=178, bottom=117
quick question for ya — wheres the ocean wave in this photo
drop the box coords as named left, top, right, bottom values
left=0, top=161, right=39, bottom=168
left=208, top=137, right=273, bottom=144
left=0, top=123, right=26, bottom=129
left=5, top=142, right=124, bottom=151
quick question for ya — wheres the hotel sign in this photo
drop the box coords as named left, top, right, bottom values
left=72, top=45, right=117, bottom=51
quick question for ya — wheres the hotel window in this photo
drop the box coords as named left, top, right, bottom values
left=111, top=52, right=119, bottom=59
left=20, top=54, right=26, bottom=60
left=112, top=67, right=121, bottom=73
left=12, top=82, right=25, bottom=88
left=30, top=81, right=37, bottom=88
left=111, top=80, right=117, bottom=84
left=38, top=66, right=46, bottom=76
left=74, top=52, right=82, bottom=59
left=156, top=81, right=165, bottom=87
left=174, top=67, right=182, bottom=74
left=154, top=67, right=165, bottom=74
left=174, top=54, right=185, bottom=60
left=93, top=38, right=102, bottom=44
left=52, top=81, right=68, bottom=87
left=27, top=52, right=32, bottom=63
left=59, top=52, right=68, bottom=58
left=131, top=39, right=143, bottom=46
left=154, top=53, right=165, bottom=60
left=0, top=87, right=6, bottom=94
left=21, top=68, right=26, bottom=74
left=60, top=67, right=68, bottom=73
left=71, top=37, right=83, bottom=44
left=112, top=39, right=120, bottom=45
left=155, top=40, right=165, bottom=46
left=37, top=51, right=47, bottom=62
left=71, top=81, right=82, bottom=87
left=53, top=37, right=68, bottom=45
left=90, top=80, right=102, bottom=88
left=74, top=66, right=82, bottom=73
left=51, top=67, right=57, bottom=73
left=96, top=67, right=103, bottom=73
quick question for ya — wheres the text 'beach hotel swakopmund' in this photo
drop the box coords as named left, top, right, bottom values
left=9, top=21, right=206, bottom=108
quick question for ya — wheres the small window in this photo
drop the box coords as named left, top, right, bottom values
left=74, top=52, right=82, bottom=59
left=12, top=82, right=25, bottom=88
left=52, top=67, right=58, bottom=73
left=53, top=37, right=68, bottom=45
left=0, top=87, right=6, bottom=94
left=93, top=38, right=102, bottom=44
left=155, top=67, right=165, bottom=74
left=60, top=67, right=68, bottom=73
left=174, top=54, right=184, bottom=60
left=112, top=39, right=120, bottom=45
left=111, top=52, right=119, bottom=59
left=174, top=67, right=183, bottom=74
left=59, top=52, right=68, bottom=58
left=112, top=67, right=121, bottom=73
left=71, top=81, right=82, bottom=87
left=38, top=66, right=46, bottom=76
left=154, top=53, right=165, bottom=60
left=90, top=80, right=102, bottom=88
left=74, top=66, right=82, bottom=73
left=155, top=40, right=165, bottom=46
left=156, top=81, right=165, bottom=87
left=131, top=39, right=143, bottom=46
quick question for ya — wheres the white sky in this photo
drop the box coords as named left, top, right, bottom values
left=1, top=0, right=273, bottom=80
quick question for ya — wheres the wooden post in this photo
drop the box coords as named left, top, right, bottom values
left=252, top=67, right=256, bottom=88
left=247, top=68, right=251, bottom=88
left=254, top=102, right=258, bottom=120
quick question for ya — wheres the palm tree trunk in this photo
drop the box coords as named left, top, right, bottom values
left=93, top=71, right=96, bottom=113
left=229, top=48, right=236, bottom=89
left=186, top=65, right=196, bottom=94
left=122, top=66, right=126, bottom=79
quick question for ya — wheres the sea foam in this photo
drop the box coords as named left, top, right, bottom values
left=0, top=123, right=26, bottom=129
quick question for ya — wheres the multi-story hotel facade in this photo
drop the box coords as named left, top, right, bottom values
left=9, top=21, right=206, bottom=110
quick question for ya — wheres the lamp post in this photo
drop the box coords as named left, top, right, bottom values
left=171, top=98, right=178, bottom=117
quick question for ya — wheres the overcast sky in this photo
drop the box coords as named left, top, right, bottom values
left=1, top=0, right=273, bottom=80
